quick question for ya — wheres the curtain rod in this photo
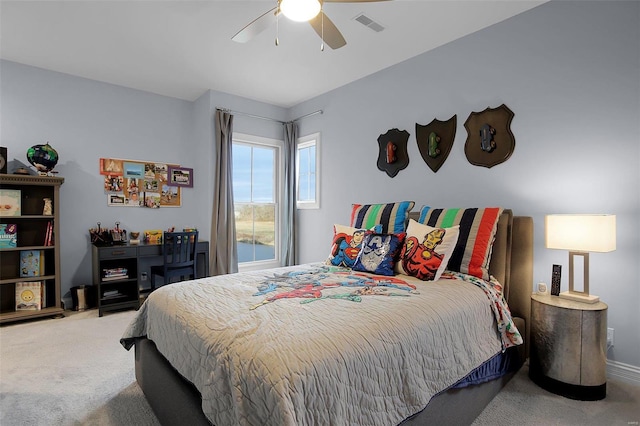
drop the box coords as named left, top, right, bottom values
left=292, top=110, right=323, bottom=122
left=216, top=108, right=323, bottom=124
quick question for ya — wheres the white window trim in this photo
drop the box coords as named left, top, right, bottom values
left=296, top=132, right=320, bottom=210
left=233, top=132, right=283, bottom=272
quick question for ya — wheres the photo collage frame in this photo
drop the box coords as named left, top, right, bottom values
left=100, top=158, right=191, bottom=208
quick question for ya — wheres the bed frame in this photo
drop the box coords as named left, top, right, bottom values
left=133, top=210, right=533, bottom=425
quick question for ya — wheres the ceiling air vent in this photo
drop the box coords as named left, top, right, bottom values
left=353, top=13, right=385, bottom=33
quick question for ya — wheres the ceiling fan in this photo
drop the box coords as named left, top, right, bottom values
left=232, top=0, right=389, bottom=50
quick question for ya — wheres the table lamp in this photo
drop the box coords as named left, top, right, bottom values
left=545, top=214, right=616, bottom=303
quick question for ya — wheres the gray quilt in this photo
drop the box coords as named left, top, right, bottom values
left=121, top=264, right=504, bottom=426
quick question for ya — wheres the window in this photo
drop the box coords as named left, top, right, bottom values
left=296, top=132, right=320, bottom=209
left=232, top=133, right=282, bottom=270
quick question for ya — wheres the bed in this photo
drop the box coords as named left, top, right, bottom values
left=121, top=207, right=533, bottom=426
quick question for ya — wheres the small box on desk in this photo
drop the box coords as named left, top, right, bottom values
left=144, top=230, right=163, bottom=244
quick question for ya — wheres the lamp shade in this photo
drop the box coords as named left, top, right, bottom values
left=280, top=0, right=321, bottom=22
left=545, top=214, right=616, bottom=252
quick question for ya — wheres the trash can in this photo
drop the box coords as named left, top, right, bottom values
left=71, top=285, right=93, bottom=311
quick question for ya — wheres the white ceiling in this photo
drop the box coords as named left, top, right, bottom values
left=0, top=1, right=546, bottom=108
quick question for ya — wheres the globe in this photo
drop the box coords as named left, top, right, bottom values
left=27, top=143, right=59, bottom=174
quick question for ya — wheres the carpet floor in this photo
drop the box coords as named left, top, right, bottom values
left=1, top=309, right=639, bottom=425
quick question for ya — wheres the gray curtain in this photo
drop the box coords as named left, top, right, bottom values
left=281, top=121, right=298, bottom=266
left=210, top=110, right=238, bottom=275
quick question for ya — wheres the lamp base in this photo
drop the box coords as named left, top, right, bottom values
left=559, top=291, right=600, bottom=304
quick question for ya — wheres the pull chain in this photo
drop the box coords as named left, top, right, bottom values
left=275, top=1, right=280, bottom=46
left=320, top=7, right=324, bottom=51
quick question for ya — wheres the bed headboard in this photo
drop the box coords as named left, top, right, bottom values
left=490, top=210, right=533, bottom=358
left=408, top=209, right=533, bottom=357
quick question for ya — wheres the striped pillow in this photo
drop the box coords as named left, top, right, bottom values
left=350, top=201, right=415, bottom=234
left=418, top=207, right=503, bottom=280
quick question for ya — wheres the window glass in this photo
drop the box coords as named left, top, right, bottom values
left=296, top=133, right=320, bottom=209
left=232, top=134, right=281, bottom=268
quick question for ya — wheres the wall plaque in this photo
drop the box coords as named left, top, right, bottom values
left=464, top=104, right=515, bottom=168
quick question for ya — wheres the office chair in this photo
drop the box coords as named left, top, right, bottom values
left=150, top=231, right=198, bottom=290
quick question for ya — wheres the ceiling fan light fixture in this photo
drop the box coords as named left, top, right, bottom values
left=280, top=0, right=321, bottom=22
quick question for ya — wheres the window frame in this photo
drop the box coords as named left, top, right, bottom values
left=296, top=132, right=320, bottom=210
left=232, top=132, right=283, bottom=272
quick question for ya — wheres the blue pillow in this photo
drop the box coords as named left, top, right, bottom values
left=352, top=232, right=406, bottom=276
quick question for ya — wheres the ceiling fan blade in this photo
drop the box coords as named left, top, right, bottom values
left=232, top=6, right=279, bottom=43
left=309, top=11, right=346, bottom=50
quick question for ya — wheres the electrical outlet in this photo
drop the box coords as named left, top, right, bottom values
left=607, top=327, right=614, bottom=347
left=141, top=272, right=148, bottom=281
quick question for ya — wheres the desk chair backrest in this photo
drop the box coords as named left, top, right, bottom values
left=163, top=231, right=198, bottom=272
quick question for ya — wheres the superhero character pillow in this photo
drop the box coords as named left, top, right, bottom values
left=326, top=224, right=382, bottom=268
left=352, top=232, right=406, bottom=276
left=396, top=219, right=460, bottom=281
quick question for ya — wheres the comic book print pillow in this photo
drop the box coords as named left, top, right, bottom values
left=326, top=224, right=382, bottom=268
left=395, top=219, right=459, bottom=281
left=352, top=232, right=406, bottom=276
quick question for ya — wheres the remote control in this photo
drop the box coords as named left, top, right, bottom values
left=551, top=264, right=561, bottom=296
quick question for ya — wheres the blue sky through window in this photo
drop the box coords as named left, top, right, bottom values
left=233, top=143, right=274, bottom=203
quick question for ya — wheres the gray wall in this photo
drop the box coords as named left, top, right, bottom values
left=291, top=1, right=639, bottom=368
left=0, top=60, right=285, bottom=305
left=1, top=1, right=638, bottom=368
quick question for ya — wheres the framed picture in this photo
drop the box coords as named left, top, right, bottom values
left=143, top=192, right=161, bottom=209
left=167, top=166, right=193, bottom=188
left=100, top=158, right=123, bottom=176
left=123, top=162, right=145, bottom=179
left=160, top=184, right=181, bottom=207
left=104, top=175, right=124, bottom=192
left=107, top=194, right=126, bottom=206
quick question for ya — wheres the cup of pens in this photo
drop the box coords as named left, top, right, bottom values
left=89, top=223, right=109, bottom=245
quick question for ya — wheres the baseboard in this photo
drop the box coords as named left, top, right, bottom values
left=607, top=359, right=640, bottom=386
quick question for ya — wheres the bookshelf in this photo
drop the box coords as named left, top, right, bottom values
left=0, top=174, right=64, bottom=323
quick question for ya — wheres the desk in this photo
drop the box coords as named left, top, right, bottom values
left=92, top=241, right=209, bottom=316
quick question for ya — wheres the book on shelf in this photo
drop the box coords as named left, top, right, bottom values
left=41, top=282, right=47, bottom=308
left=0, top=189, right=21, bottom=217
left=0, top=223, right=17, bottom=248
left=102, top=267, right=128, bottom=281
left=101, top=275, right=129, bottom=282
left=44, top=221, right=54, bottom=246
left=103, top=290, right=124, bottom=298
left=16, top=281, right=42, bottom=310
left=19, top=250, right=44, bottom=277
left=103, top=267, right=128, bottom=276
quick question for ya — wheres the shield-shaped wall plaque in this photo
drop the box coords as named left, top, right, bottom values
left=415, top=115, right=457, bottom=173
left=377, top=128, right=410, bottom=178
left=464, top=104, right=515, bottom=168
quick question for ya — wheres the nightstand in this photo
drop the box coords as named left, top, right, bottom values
left=529, top=293, right=607, bottom=400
